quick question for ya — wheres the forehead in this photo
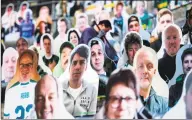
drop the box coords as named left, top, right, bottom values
left=128, top=43, right=140, bottom=48
left=20, top=53, right=32, bottom=63
left=184, top=54, right=192, bottom=60
left=91, top=44, right=102, bottom=51
left=62, top=47, right=72, bottom=52
left=70, top=32, right=77, bottom=36
left=160, top=13, right=171, bottom=20
left=137, top=51, right=154, bottom=64
left=110, top=83, right=135, bottom=96
left=43, top=38, right=51, bottom=43
left=129, top=21, right=139, bottom=26
left=17, top=39, right=27, bottom=44
left=38, top=77, right=57, bottom=92
left=72, top=53, right=86, bottom=61
left=165, top=27, right=179, bottom=35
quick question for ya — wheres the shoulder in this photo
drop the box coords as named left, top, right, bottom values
left=9, top=81, right=20, bottom=90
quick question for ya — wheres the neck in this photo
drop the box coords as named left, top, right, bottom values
left=69, top=79, right=82, bottom=89
left=46, top=52, right=51, bottom=58
left=20, top=78, right=30, bottom=83
left=140, top=86, right=151, bottom=99
left=59, top=33, right=66, bottom=39
left=97, top=69, right=105, bottom=75
left=128, top=60, right=133, bottom=66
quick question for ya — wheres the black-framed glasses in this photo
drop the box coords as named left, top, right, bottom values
left=109, top=96, right=136, bottom=108
left=19, top=63, right=33, bottom=69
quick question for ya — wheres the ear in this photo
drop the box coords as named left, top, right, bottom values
left=154, top=68, right=156, bottom=75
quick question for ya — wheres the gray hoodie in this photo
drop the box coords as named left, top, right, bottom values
left=62, top=79, right=98, bottom=117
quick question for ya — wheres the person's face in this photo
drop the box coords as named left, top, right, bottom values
left=128, top=21, right=140, bottom=33
left=136, top=2, right=145, bottom=14
left=78, top=17, right=87, bottom=32
left=116, top=5, right=123, bottom=15
left=43, top=38, right=51, bottom=54
left=61, top=47, right=72, bottom=70
left=164, top=27, right=181, bottom=57
left=69, top=53, right=87, bottom=81
left=35, top=78, right=58, bottom=119
left=21, top=4, right=27, bottom=11
left=183, top=54, right=192, bottom=74
left=58, top=21, right=66, bottom=34
left=126, top=43, right=141, bottom=65
left=3, top=53, right=17, bottom=80
left=184, top=84, right=192, bottom=119
left=158, top=13, right=172, bottom=33
left=135, top=52, right=156, bottom=89
left=70, top=32, right=79, bottom=46
left=16, top=40, right=28, bottom=55
left=100, top=24, right=111, bottom=33
left=107, top=83, right=137, bottom=119
left=19, top=54, right=33, bottom=82
left=7, top=6, right=12, bottom=12
left=91, top=44, right=104, bottom=72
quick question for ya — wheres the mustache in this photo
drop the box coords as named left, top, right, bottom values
left=186, top=67, right=192, bottom=71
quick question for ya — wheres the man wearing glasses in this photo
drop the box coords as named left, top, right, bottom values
left=4, top=49, right=39, bottom=119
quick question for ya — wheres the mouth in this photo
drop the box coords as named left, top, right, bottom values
left=42, top=111, right=52, bottom=119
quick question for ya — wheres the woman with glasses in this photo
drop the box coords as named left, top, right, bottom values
left=95, top=68, right=139, bottom=119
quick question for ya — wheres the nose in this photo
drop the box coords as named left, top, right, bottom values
left=118, top=99, right=127, bottom=110
left=95, top=54, right=99, bottom=60
left=75, top=62, right=81, bottom=70
left=143, top=65, right=148, bottom=74
left=8, top=61, right=13, bottom=68
left=44, top=98, right=50, bottom=110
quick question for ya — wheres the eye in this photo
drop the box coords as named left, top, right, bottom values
left=147, top=63, right=153, bottom=70
left=91, top=52, right=96, bottom=57
left=36, top=96, right=44, bottom=102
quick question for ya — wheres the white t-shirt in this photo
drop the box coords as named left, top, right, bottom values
left=68, top=84, right=82, bottom=99
left=4, top=80, right=37, bottom=119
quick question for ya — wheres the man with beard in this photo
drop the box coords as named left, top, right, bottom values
left=169, top=48, right=192, bottom=107
left=158, top=24, right=182, bottom=83
left=62, top=45, right=97, bottom=117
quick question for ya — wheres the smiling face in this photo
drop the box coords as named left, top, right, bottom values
left=61, top=47, right=72, bottom=70
left=128, top=21, right=140, bottom=33
left=69, top=53, right=87, bottom=82
left=35, top=76, right=58, bottom=119
left=135, top=51, right=156, bottom=89
left=91, top=44, right=105, bottom=74
left=106, top=83, right=137, bottom=119
left=19, top=53, right=33, bottom=82
left=69, top=32, right=79, bottom=46
left=164, top=26, right=181, bottom=57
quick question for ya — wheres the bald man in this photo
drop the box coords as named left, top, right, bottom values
left=35, top=75, right=74, bottom=119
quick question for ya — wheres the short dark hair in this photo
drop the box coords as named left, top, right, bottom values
left=16, top=37, right=28, bottom=47
left=59, top=42, right=74, bottom=54
left=68, top=30, right=80, bottom=44
left=43, top=35, right=51, bottom=42
left=99, top=20, right=112, bottom=29
left=128, top=16, right=139, bottom=26
left=116, top=2, right=124, bottom=8
left=124, top=32, right=142, bottom=54
left=105, top=69, right=138, bottom=101
left=185, top=71, right=192, bottom=93
left=181, top=48, right=192, bottom=64
left=70, top=45, right=89, bottom=63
